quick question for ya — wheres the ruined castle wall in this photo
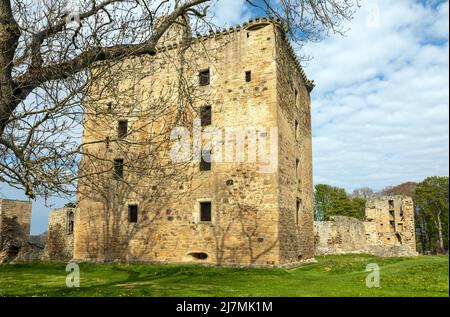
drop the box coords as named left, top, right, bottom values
left=314, top=196, right=418, bottom=257
left=314, top=216, right=368, bottom=255
left=74, top=21, right=290, bottom=266
left=0, top=199, right=31, bottom=240
left=0, top=199, right=32, bottom=262
left=44, top=208, right=75, bottom=261
left=274, top=28, right=314, bottom=263
left=365, top=195, right=417, bottom=256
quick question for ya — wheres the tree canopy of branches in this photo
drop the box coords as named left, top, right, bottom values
left=350, top=187, right=375, bottom=200
left=314, top=184, right=363, bottom=221
left=0, top=0, right=359, bottom=199
left=415, top=176, right=449, bottom=254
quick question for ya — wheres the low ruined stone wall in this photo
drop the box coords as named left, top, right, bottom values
left=314, top=216, right=368, bottom=255
left=314, top=196, right=418, bottom=257
left=367, top=245, right=418, bottom=257
left=13, top=242, right=45, bottom=263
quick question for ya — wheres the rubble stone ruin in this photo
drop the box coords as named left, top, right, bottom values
left=44, top=207, right=75, bottom=261
left=0, top=199, right=43, bottom=263
left=314, top=195, right=418, bottom=257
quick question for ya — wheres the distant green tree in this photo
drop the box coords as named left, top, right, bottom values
left=314, top=184, right=360, bottom=220
left=350, top=197, right=367, bottom=219
left=415, top=177, right=449, bottom=254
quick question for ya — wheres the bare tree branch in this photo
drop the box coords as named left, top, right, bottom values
left=0, top=0, right=358, bottom=199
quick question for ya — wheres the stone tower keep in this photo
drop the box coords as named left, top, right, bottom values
left=74, top=17, right=315, bottom=266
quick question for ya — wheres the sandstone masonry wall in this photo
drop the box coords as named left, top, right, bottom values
left=0, top=199, right=32, bottom=262
left=314, top=195, right=418, bottom=257
left=274, top=27, right=314, bottom=264
left=74, top=18, right=315, bottom=267
left=44, top=208, right=75, bottom=261
left=314, top=216, right=368, bottom=255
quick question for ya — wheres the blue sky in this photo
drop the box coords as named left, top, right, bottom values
left=1, top=0, right=448, bottom=234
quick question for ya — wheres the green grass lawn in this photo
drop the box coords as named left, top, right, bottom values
left=0, top=255, right=448, bottom=297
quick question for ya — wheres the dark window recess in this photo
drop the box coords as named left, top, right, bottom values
left=389, top=200, right=395, bottom=210
left=105, top=136, right=110, bottom=149
left=201, top=106, right=212, bottom=126
left=118, top=120, right=128, bottom=138
left=295, top=89, right=298, bottom=103
left=114, top=159, right=124, bottom=180
left=107, top=102, right=113, bottom=112
left=245, top=71, right=252, bottom=82
left=67, top=212, right=74, bottom=234
left=295, top=120, right=299, bottom=140
left=296, top=199, right=302, bottom=225
left=200, top=202, right=212, bottom=222
left=296, top=159, right=300, bottom=175
left=7, top=245, right=20, bottom=257
left=129, top=205, right=138, bottom=223
left=199, top=69, right=210, bottom=86
left=189, top=252, right=208, bottom=260
left=200, top=150, right=212, bottom=171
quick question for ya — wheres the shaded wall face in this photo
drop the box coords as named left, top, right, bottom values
left=0, top=200, right=31, bottom=243
left=0, top=200, right=32, bottom=262
left=275, top=29, right=314, bottom=263
left=76, top=167, right=280, bottom=265
left=74, top=23, right=297, bottom=266
left=44, top=208, right=75, bottom=261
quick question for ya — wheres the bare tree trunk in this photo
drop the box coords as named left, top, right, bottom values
left=0, top=0, right=20, bottom=135
left=418, top=214, right=429, bottom=254
left=436, top=211, right=444, bottom=253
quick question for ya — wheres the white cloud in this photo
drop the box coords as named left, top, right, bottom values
left=210, top=0, right=250, bottom=27
left=303, top=0, right=449, bottom=191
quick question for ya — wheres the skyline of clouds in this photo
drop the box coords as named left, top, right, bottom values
left=302, top=0, right=449, bottom=191
left=0, top=0, right=448, bottom=234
